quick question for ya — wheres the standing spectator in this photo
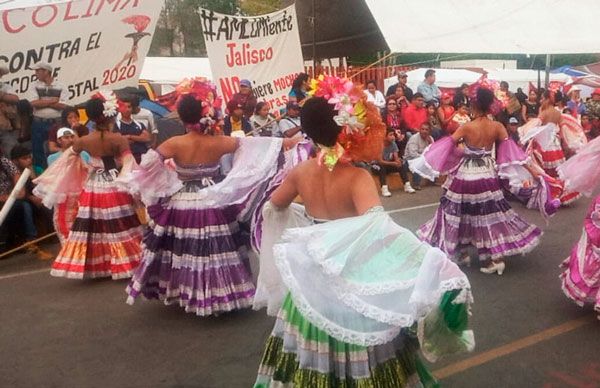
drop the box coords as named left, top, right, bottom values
left=453, top=83, right=470, bottom=109
left=288, top=73, right=310, bottom=106
left=402, top=93, right=427, bottom=136
left=521, top=90, right=540, bottom=123
left=0, top=65, right=20, bottom=156
left=277, top=102, right=302, bottom=138
left=231, top=79, right=257, bottom=119
left=515, top=88, right=528, bottom=105
left=585, top=89, right=600, bottom=132
left=47, top=127, right=90, bottom=166
left=47, top=107, right=89, bottom=154
left=7, top=145, right=52, bottom=259
left=506, top=117, right=521, bottom=144
left=580, top=113, right=593, bottom=140
left=250, top=102, right=278, bottom=137
left=28, top=61, right=68, bottom=173
left=567, top=86, right=587, bottom=119
left=130, top=95, right=157, bottom=146
left=427, top=101, right=443, bottom=140
left=417, top=69, right=441, bottom=104
left=498, top=81, right=521, bottom=125
left=381, top=96, right=402, bottom=133
left=437, top=93, right=455, bottom=132
left=403, top=123, right=434, bottom=190
left=374, top=129, right=415, bottom=197
left=386, top=70, right=413, bottom=101
left=114, top=96, right=151, bottom=164
left=223, top=100, right=252, bottom=137
left=364, top=80, right=385, bottom=111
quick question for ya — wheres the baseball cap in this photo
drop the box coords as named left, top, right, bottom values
left=30, top=61, right=52, bottom=72
left=0, top=65, right=8, bottom=76
left=567, top=86, right=581, bottom=95
left=592, top=88, right=600, bottom=96
left=286, top=101, right=300, bottom=110
left=397, top=71, right=407, bottom=78
left=441, top=92, right=451, bottom=99
left=57, top=127, right=75, bottom=139
left=240, top=79, right=252, bottom=88
left=508, top=117, right=519, bottom=124
left=227, top=99, right=243, bottom=112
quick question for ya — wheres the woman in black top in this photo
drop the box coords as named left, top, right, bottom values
left=521, top=90, right=539, bottom=123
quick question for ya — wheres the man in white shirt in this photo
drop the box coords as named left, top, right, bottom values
left=116, top=95, right=157, bottom=147
left=27, top=61, right=68, bottom=172
left=0, top=65, right=20, bottom=156
left=277, top=102, right=302, bottom=138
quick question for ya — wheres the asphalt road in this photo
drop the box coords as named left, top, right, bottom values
left=0, top=184, right=598, bottom=388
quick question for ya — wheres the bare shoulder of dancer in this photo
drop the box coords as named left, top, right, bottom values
left=271, top=166, right=300, bottom=209
left=351, top=167, right=382, bottom=214
left=495, top=120, right=509, bottom=140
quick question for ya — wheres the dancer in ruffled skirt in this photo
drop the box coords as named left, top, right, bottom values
left=558, top=135, right=600, bottom=317
left=124, top=95, right=297, bottom=316
left=410, top=87, right=542, bottom=275
left=254, top=79, right=474, bottom=387
left=33, top=91, right=143, bottom=279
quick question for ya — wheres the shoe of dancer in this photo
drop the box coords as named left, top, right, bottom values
left=409, top=87, right=542, bottom=266
left=124, top=95, right=304, bottom=317
left=33, top=92, right=143, bottom=279
left=253, top=92, right=474, bottom=387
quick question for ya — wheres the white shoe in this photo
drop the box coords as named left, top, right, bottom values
left=381, top=185, right=392, bottom=197
left=404, top=182, right=416, bottom=194
left=480, top=261, right=506, bottom=275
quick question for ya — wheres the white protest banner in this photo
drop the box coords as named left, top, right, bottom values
left=200, top=5, right=304, bottom=113
left=0, top=0, right=163, bottom=104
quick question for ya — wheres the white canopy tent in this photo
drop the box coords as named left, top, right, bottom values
left=365, top=0, right=600, bottom=54
left=486, top=69, right=571, bottom=92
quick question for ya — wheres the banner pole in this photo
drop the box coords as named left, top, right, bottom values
left=0, top=168, right=31, bottom=227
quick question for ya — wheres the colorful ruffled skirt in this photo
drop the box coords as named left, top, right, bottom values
left=126, top=181, right=256, bottom=316
left=560, top=195, right=600, bottom=316
left=418, top=155, right=542, bottom=261
left=51, top=170, right=143, bottom=279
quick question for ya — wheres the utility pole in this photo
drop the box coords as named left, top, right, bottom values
left=544, top=54, right=551, bottom=88
left=311, top=0, right=317, bottom=75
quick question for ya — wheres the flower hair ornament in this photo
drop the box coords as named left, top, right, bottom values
left=90, top=90, right=119, bottom=118
left=308, top=75, right=385, bottom=170
left=468, top=76, right=504, bottom=116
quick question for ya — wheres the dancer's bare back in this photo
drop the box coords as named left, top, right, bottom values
left=158, top=133, right=238, bottom=165
left=452, top=117, right=508, bottom=150
left=271, top=159, right=381, bottom=220
left=74, top=131, right=129, bottom=157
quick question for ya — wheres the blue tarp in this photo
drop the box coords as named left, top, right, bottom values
left=140, top=99, right=170, bottom=117
left=551, top=66, right=588, bottom=77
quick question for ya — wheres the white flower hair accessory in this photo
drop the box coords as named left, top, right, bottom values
left=90, top=90, right=119, bottom=118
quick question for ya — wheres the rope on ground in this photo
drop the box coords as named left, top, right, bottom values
left=0, top=232, right=57, bottom=260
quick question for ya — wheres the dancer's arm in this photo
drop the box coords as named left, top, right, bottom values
left=270, top=168, right=299, bottom=209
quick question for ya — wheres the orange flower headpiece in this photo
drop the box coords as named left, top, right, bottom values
left=308, top=75, right=385, bottom=165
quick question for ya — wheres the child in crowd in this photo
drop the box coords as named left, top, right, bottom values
left=223, top=100, right=252, bottom=137
left=373, top=129, right=416, bottom=197
left=427, top=101, right=443, bottom=140
left=47, top=107, right=89, bottom=154
left=403, top=123, right=434, bottom=190
left=447, top=103, right=471, bottom=134
left=250, top=102, right=279, bottom=137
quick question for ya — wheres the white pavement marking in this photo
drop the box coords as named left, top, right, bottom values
left=0, top=203, right=439, bottom=281
left=0, top=268, right=49, bottom=280
left=386, top=202, right=438, bottom=214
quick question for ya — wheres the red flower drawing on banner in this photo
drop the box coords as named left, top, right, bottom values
left=115, top=15, right=152, bottom=69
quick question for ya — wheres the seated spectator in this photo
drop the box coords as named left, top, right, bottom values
left=381, top=96, right=402, bottom=132
left=373, top=129, right=416, bottom=197
left=0, top=65, right=20, bottom=156
left=427, top=101, right=443, bottom=140
left=277, top=101, right=302, bottom=138
left=506, top=117, right=521, bottom=144
left=453, top=83, right=470, bottom=109
left=47, top=107, right=89, bottom=153
left=393, top=85, right=410, bottom=110
left=2, top=146, right=52, bottom=258
left=403, top=123, right=434, bottom=190
left=364, top=80, right=386, bottom=111
left=386, top=70, right=413, bottom=101
left=113, top=96, right=151, bottom=163
left=447, top=103, right=471, bottom=134
left=402, top=93, right=427, bottom=136
left=417, top=69, right=441, bottom=104
left=47, top=127, right=90, bottom=166
left=581, top=113, right=593, bottom=140
left=250, top=102, right=278, bottom=137
left=223, top=100, right=252, bottom=137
